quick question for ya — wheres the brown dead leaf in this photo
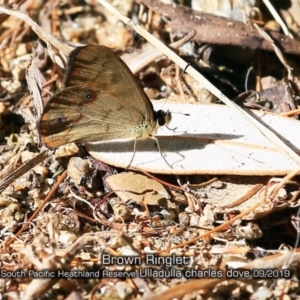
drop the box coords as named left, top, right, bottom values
left=105, top=172, right=175, bottom=208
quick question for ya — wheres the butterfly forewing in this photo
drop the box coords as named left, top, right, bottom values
left=65, top=45, right=154, bottom=122
left=39, top=45, right=167, bottom=149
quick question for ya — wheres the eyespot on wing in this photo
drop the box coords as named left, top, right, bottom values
left=81, top=89, right=97, bottom=104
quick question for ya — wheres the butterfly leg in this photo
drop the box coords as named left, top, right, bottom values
left=125, top=138, right=138, bottom=170
left=151, top=136, right=173, bottom=169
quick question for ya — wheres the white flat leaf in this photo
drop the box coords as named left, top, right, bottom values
left=87, top=102, right=300, bottom=174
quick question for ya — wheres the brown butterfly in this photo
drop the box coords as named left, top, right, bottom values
left=39, top=45, right=171, bottom=149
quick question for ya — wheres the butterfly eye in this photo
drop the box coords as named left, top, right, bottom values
left=81, top=90, right=96, bottom=103
left=157, top=117, right=166, bottom=126
left=54, top=114, right=66, bottom=123
left=155, top=110, right=171, bottom=126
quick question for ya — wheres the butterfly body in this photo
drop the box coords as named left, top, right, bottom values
left=39, top=45, right=171, bottom=149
